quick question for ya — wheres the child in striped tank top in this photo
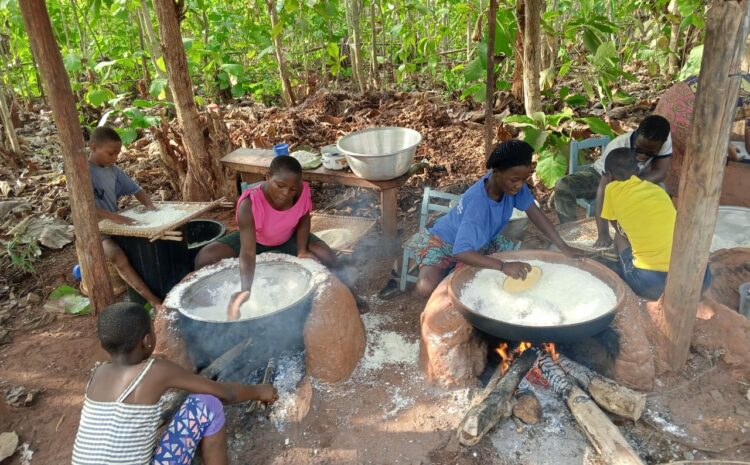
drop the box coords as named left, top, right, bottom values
left=72, top=302, right=277, bottom=465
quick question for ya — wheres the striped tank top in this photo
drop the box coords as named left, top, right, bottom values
left=72, top=359, right=162, bottom=465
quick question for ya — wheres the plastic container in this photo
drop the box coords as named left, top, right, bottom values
left=273, top=143, right=289, bottom=156
left=740, top=282, right=750, bottom=318
left=185, top=219, right=227, bottom=267
left=113, top=232, right=191, bottom=300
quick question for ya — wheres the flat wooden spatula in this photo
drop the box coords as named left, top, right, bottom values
left=503, top=266, right=543, bottom=293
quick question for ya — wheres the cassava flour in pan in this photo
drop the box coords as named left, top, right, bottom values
left=460, top=260, right=617, bottom=326
left=120, top=205, right=191, bottom=229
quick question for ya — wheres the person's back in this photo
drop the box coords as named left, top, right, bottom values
left=602, top=174, right=675, bottom=272
left=72, top=302, right=277, bottom=465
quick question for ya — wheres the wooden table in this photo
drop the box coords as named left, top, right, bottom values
left=221, top=148, right=412, bottom=237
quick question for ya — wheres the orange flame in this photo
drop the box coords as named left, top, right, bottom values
left=494, top=342, right=559, bottom=374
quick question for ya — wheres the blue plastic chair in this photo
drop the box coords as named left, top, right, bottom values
left=568, top=136, right=611, bottom=217
left=399, top=187, right=461, bottom=292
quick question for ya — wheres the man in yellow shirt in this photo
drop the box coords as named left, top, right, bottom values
left=600, top=148, right=711, bottom=300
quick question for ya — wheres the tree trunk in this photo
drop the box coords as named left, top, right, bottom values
left=265, top=0, right=296, bottom=106
left=659, top=0, right=750, bottom=371
left=667, top=0, right=681, bottom=77
left=346, top=0, right=368, bottom=93
left=511, top=0, right=525, bottom=100
left=18, top=0, right=114, bottom=313
left=0, top=86, right=20, bottom=154
left=369, top=0, right=379, bottom=90
left=522, top=0, right=542, bottom=116
left=152, top=0, right=234, bottom=201
left=133, top=11, right=152, bottom=92
left=484, top=0, right=498, bottom=160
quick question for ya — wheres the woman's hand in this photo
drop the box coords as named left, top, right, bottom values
left=500, top=261, right=532, bottom=280
left=227, top=291, right=250, bottom=321
left=111, top=214, right=136, bottom=225
left=297, top=249, right=318, bottom=261
left=561, top=245, right=586, bottom=259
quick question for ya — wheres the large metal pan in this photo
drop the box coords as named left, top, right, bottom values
left=448, top=250, right=627, bottom=342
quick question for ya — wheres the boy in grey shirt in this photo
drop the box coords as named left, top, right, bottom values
left=89, top=127, right=162, bottom=310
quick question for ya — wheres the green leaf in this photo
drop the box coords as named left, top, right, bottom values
left=582, top=29, right=601, bottom=55
left=117, top=127, right=138, bottom=145
left=579, top=117, right=614, bottom=138
left=539, top=66, right=556, bottom=91
left=460, top=82, right=483, bottom=101
left=471, top=83, right=487, bottom=102
left=536, top=150, right=568, bottom=188
left=326, top=43, right=339, bottom=59
left=149, top=79, right=168, bottom=98
left=63, top=53, right=83, bottom=73
left=522, top=126, right=548, bottom=152
left=558, top=61, right=572, bottom=78
left=155, top=56, right=166, bottom=73
left=463, top=58, right=484, bottom=82
left=477, top=41, right=488, bottom=69
left=86, top=88, right=115, bottom=107
left=271, top=20, right=284, bottom=39
left=677, top=44, right=703, bottom=80
left=564, top=93, right=588, bottom=107
left=221, top=63, right=245, bottom=77
left=132, top=99, right=156, bottom=108
left=546, top=108, right=573, bottom=127
left=559, top=86, right=571, bottom=99
left=502, top=114, right=537, bottom=127
left=93, top=60, right=116, bottom=73
left=612, top=90, right=635, bottom=105
left=49, top=284, right=91, bottom=315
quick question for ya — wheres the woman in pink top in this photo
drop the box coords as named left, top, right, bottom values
left=195, top=156, right=338, bottom=319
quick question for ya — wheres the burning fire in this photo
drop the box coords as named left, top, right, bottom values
left=494, top=341, right=558, bottom=375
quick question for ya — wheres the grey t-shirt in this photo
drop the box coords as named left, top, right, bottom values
left=88, top=161, right=141, bottom=212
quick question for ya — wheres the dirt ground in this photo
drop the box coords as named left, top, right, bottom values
left=2, top=221, right=750, bottom=465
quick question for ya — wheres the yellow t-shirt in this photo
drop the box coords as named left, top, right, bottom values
left=601, top=176, right=676, bottom=272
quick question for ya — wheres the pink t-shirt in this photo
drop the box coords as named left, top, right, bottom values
left=236, top=181, right=313, bottom=246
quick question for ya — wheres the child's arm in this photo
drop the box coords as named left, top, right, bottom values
left=295, top=213, right=315, bottom=259
left=134, top=189, right=156, bottom=210
left=454, top=250, right=531, bottom=279
left=96, top=207, right=135, bottom=225
left=525, top=204, right=585, bottom=258
left=155, top=359, right=278, bottom=404
left=227, top=199, right=257, bottom=320
left=593, top=175, right=612, bottom=248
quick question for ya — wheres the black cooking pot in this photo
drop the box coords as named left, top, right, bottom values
left=164, top=259, right=315, bottom=370
left=448, top=250, right=627, bottom=343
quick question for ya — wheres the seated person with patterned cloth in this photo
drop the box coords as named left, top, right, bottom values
left=554, top=115, right=673, bottom=249
left=413, top=140, right=585, bottom=297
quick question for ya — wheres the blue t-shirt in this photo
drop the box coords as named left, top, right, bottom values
left=88, top=161, right=141, bottom=212
left=428, top=173, right=535, bottom=254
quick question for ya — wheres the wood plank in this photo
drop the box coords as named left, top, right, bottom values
left=538, top=353, right=644, bottom=465
left=380, top=188, right=398, bottom=238
left=19, top=0, right=115, bottom=313
left=659, top=0, right=750, bottom=370
left=221, top=148, right=412, bottom=190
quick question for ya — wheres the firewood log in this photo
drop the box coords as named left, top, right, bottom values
left=538, top=353, right=644, bottom=465
left=457, top=349, right=537, bottom=446
left=557, top=354, right=646, bottom=421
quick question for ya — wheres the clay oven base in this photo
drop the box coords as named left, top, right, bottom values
left=420, top=278, right=487, bottom=389
left=154, top=307, right=194, bottom=371
left=706, top=247, right=750, bottom=311
left=420, top=267, right=656, bottom=391
left=304, top=273, right=366, bottom=383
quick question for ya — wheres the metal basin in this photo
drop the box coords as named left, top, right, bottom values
left=710, top=205, right=750, bottom=253
left=165, top=259, right=315, bottom=369
left=448, top=250, right=627, bottom=342
left=337, top=127, right=422, bottom=181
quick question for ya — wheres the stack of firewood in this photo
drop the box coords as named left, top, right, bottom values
left=457, top=348, right=646, bottom=465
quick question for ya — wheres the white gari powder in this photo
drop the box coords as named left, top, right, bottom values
left=460, top=260, right=616, bottom=326
left=189, top=271, right=310, bottom=321
left=359, top=313, right=419, bottom=372
left=164, top=254, right=330, bottom=322
left=710, top=208, right=750, bottom=252
left=120, top=205, right=191, bottom=229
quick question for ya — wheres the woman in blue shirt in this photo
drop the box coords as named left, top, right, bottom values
left=415, top=140, right=585, bottom=297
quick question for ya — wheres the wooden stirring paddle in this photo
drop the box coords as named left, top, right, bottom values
left=503, top=266, right=543, bottom=293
